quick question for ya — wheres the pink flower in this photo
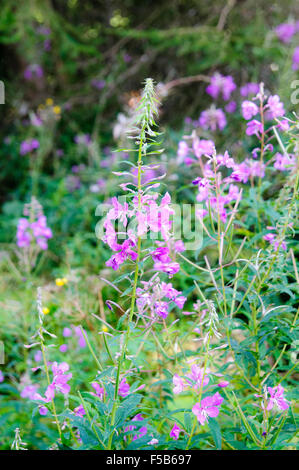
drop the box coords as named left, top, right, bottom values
left=246, top=119, right=263, bottom=136
left=173, top=374, right=185, bottom=394
left=21, top=384, right=39, bottom=400
left=242, top=101, right=259, bottom=120
left=119, top=378, right=130, bottom=397
left=192, top=392, right=224, bottom=425
left=225, top=101, right=237, bottom=113
left=186, top=365, right=209, bottom=390
left=266, top=385, right=289, bottom=411
left=274, top=153, right=295, bottom=171
left=170, top=423, right=181, bottom=440
left=206, top=73, right=236, bottom=101
left=0, top=371, right=4, bottom=383
left=125, top=414, right=147, bottom=441
left=91, top=382, right=105, bottom=400
left=267, top=95, right=285, bottom=119
left=275, top=22, right=296, bottom=43
left=193, top=139, right=215, bottom=159
left=74, top=404, right=86, bottom=417
left=199, top=107, right=227, bottom=131
left=39, top=406, right=48, bottom=416
left=240, top=82, right=259, bottom=97
left=218, top=381, right=229, bottom=388
left=292, top=46, right=299, bottom=70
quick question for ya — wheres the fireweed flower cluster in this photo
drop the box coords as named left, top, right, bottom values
left=263, top=226, right=287, bottom=251
left=16, top=198, right=52, bottom=250
left=206, top=73, right=236, bottom=101
left=136, top=275, right=187, bottom=321
left=20, top=138, right=40, bottom=155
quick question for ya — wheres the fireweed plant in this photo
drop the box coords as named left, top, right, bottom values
left=5, top=79, right=298, bottom=451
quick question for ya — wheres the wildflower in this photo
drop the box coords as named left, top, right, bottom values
left=59, top=344, right=68, bottom=353
left=275, top=22, right=296, bottom=43
left=20, top=139, right=40, bottom=156
left=0, top=371, right=4, bottom=383
left=24, top=64, right=43, bottom=80
left=42, top=307, right=50, bottom=315
left=246, top=119, right=263, bottom=136
left=34, top=350, right=42, bottom=362
left=177, top=140, right=189, bottom=163
left=91, top=382, right=105, bottom=400
left=263, top=230, right=287, bottom=251
left=51, top=362, right=72, bottom=395
left=193, top=138, right=215, bottom=159
left=267, top=95, right=285, bottom=119
left=186, top=365, right=210, bottom=390
left=17, top=211, right=52, bottom=250
left=266, top=385, right=289, bottom=411
left=39, top=406, right=48, bottom=416
left=119, top=378, right=130, bottom=397
left=74, top=404, right=86, bottom=418
left=241, top=100, right=259, bottom=120
left=53, top=106, right=61, bottom=115
left=192, top=392, right=224, bottom=425
left=170, top=423, right=181, bottom=440
left=199, top=107, right=227, bottom=131
left=102, top=325, right=108, bottom=333
left=62, top=327, right=72, bottom=338
left=240, top=82, right=259, bottom=97
left=225, top=100, right=237, bottom=113
left=55, top=278, right=68, bottom=286
left=172, top=374, right=185, bottom=394
left=74, top=326, right=86, bottom=348
left=274, top=153, right=295, bottom=171
left=21, top=384, right=40, bottom=400
left=206, top=73, right=236, bottom=101
left=125, top=414, right=147, bottom=441
left=218, top=381, right=229, bottom=388
left=292, top=46, right=299, bottom=70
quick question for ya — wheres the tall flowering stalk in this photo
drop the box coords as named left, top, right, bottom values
left=107, top=79, right=162, bottom=448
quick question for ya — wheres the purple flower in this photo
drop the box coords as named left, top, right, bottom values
left=240, top=82, right=259, bottom=97
left=199, top=107, right=227, bottom=131
left=193, top=139, right=215, bottom=159
left=74, top=404, right=86, bottom=417
left=192, top=392, right=224, bottom=425
left=246, top=119, right=263, bottom=136
left=59, top=344, right=68, bottom=353
left=266, top=385, right=289, bottom=411
left=274, top=153, right=295, bottom=171
left=206, top=73, right=236, bottom=101
left=267, top=95, right=285, bottom=119
left=34, top=350, right=42, bottom=362
left=0, top=371, right=4, bottom=383
left=91, top=79, right=106, bottom=90
left=24, top=64, right=43, bottom=80
left=292, top=46, right=299, bottom=70
left=125, top=414, right=147, bottom=441
left=275, top=22, right=296, bottom=43
left=20, top=139, right=40, bottom=156
left=21, top=384, right=39, bottom=400
left=242, top=100, right=259, bottom=120
left=39, top=406, right=48, bottom=416
left=63, top=327, right=72, bottom=338
left=91, top=382, right=105, bottom=400
left=170, top=423, right=181, bottom=440
left=119, top=378, right=130, bottom=397
left=218, top=381, right=229, bottom=388
left=74, top=326, right=86, bottom=349
left=225, top=101, right=237, bottom=113
left=17, top=212, right=52, bottom=251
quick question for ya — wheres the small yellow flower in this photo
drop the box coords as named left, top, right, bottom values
left=46, top=98, right=54, bottom=106
left=53, top=105, right=61, bottom=115
left=55, top=277, right=68, bottom=286
left=42, top=307, right=50, bottom=315
left=102, top=325, right=108, bottom=333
